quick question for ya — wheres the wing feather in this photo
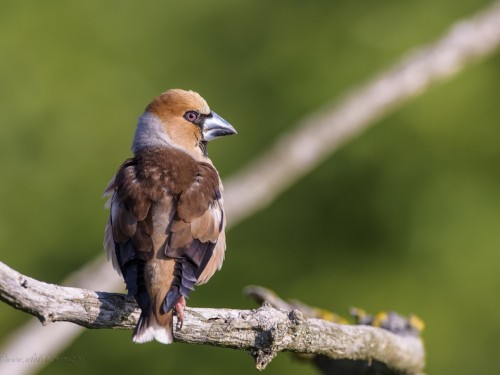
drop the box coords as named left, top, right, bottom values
left=163, top=161, right=226, bottom=304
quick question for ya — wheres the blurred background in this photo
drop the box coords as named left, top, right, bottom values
left=1, top=0, right=499, bottom=374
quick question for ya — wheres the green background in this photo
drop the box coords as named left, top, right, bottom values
left=1, top=1, right=499, bottom=374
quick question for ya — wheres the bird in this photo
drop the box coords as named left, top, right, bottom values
left=103, top=89, right=236, bottom=344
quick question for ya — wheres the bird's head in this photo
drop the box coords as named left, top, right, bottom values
left=132, top=89, right=236, bottom=157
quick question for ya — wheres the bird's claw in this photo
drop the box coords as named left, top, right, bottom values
left=174, top=296, right=186, bottom=331
left=175, top=316, right=183, bottom=331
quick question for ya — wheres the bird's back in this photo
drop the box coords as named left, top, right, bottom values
left=104, top=145, right=226, bottom=343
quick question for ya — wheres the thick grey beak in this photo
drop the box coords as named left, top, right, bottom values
left=202, top=111, right=237, bottom=141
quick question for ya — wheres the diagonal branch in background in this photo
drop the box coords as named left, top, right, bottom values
left=0, top=261, right=425, bottom=374
left=2, top=2, right=500, bottom=374
left=223, top=0, right=500, bottom=224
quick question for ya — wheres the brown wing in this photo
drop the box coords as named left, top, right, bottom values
left=161, top=161, right=226, bottom=313
left=104, top=156, right=173, bottom=315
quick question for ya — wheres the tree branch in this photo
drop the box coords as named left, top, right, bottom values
left=0, top=261, right=425, bottom=374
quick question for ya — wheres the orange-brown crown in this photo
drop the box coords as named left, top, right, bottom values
left=146, top=89, right=210, bottom=120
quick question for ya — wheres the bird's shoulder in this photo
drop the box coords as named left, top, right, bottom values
left=113, top=146, right=219, bottom=200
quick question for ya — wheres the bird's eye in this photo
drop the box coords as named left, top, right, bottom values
left=184, top=111, right=198, bottom=123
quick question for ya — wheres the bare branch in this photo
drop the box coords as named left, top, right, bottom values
left=0, top=261, right=425, bottom=374
left=0, top=256, right=122, bottom=375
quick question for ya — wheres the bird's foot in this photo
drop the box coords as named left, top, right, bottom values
left=174, top=296, right=186, bottom=330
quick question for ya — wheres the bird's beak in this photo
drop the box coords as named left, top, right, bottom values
left=202, top=111, right=237, bottom=142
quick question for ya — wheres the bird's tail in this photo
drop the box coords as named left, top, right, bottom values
left=132, top=308, right=173, bottom=344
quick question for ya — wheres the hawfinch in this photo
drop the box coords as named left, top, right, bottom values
left=103, top=89, right=236, bottom=344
